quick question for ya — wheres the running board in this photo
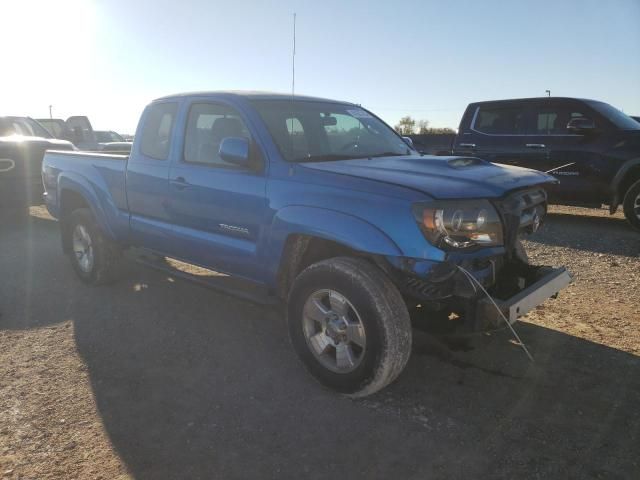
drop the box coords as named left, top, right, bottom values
left=131, top=249, right=281, bottom=307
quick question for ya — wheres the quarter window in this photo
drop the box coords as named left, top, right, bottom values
left=284, top=117, right=310, bottom=159
left=474, top=106, right=526, bottom=134
left=140, top=102, right=178, bottom=160
left=184, top=103, right=251, bottom=167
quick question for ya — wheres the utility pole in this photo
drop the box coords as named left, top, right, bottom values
left=49, top=105, right=53, bottom=119
left=292, top=13, right=296, bottom=97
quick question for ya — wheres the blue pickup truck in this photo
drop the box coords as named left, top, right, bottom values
left=42, top=92, right=571, bottom=396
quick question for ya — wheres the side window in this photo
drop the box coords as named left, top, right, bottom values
left=532, top=106, right=593, bottom=134
left=140, top=102, right=178, bottom=160
left=324, top=113, right=361, bottom=150
left=184, top=103, right=251, bottom=167
left=536, top=112, right=558, bottom=134
left=474, top=106, right=526, bottom=134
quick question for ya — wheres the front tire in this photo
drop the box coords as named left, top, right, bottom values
left=66, top=208, right=120, bottom=284
left=622, top=179, right=640, bottom=231
left=287, top=257, right=412, bottom=397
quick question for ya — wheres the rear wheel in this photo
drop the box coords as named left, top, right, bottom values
left=287, top=257, right=412, bottom=397
left=67, top=208, right=120, bottom=284
left=623, top=179, right=640, bottom=231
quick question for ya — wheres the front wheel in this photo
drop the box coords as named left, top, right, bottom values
left=623, top=179, right=640, bottom=231
left=287, top=257, right=412, bottom=397
left=66, top=208, right=120, bottom=284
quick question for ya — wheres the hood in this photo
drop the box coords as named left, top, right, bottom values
left=0, top=134, right=74, bottom=148
left=300, top=155, right=556, bottom=199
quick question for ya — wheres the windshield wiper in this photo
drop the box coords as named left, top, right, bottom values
left=365, top=152, right=407, bottom=158
left=294, top=151, right=407, bottom=163
left=294, top=154, right=358, bottom=163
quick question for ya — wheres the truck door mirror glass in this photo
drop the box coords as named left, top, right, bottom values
left=219, top=137, right=250, bottom=167
left=567, top=117, right=596, bottom=133
left=320, top=115, right=337, bottom=126
left=402, top=136, right=414, bottom=148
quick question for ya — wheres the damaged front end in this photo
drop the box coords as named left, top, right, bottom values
left=382, top=187, right=572, bottom=333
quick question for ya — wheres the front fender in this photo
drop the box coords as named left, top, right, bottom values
left=263, top=205, right=403, bottom=284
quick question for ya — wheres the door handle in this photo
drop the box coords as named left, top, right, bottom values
left=459, top=143, right=476, bottom=148
left=525, top=143, right=546, bottom=148
left=171, top=176, right=190, bottom=190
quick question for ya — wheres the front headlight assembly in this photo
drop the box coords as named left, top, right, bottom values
left=413, top=200, right=503, bottom=249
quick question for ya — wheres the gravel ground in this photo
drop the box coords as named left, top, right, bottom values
left=0, top=205, right=638, bottom=479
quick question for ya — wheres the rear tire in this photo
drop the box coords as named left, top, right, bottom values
left=623, top=179, right=640, bottom=231
left=66, top=208, right=120, bottom=284
left=287, top=257, right=412, bottom=397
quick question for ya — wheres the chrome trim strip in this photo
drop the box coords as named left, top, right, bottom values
left=469, top=106, right=582, bottom=137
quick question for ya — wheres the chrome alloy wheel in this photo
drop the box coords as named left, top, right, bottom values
left=302, top=289, right=366, bottom=373
left=72, top=224, right=94, bottom=273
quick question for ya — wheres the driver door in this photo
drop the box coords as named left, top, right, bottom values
left=166, top=101, right=268, bottom=281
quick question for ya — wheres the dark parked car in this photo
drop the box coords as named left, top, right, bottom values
left=94, top=130, right=124, bottom=143
left=93, top=131, right=132, bottom=153
left=0, top=116, right=74, bottom=207
left=449, top=98, right=640, bottom=229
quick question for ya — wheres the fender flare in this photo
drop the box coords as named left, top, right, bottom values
left=609, top=158, right=640, bottom=213
left=264, top=205, right=403, bottom=284
left=57, top=173, right=117, bottom=240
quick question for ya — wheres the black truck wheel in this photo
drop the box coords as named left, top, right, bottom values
left=287, top=257, right=412, bottom=397
left=66, top=208, right=120, bottom=284
left=623, top=179, right=640, bottom=231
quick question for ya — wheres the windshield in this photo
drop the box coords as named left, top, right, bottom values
left=249, top=99, right=412, bottom=162
left=0, top=117, right=53, bottom=138
left=589, top=101, right=640, bottom=130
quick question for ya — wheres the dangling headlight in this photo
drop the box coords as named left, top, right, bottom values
left=413, top=200, right=503, bottom=249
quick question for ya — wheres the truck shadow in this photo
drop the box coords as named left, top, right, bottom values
left=526, top=211, right=639, bottom=257
left=1, top=208, right=638, bottom=478
left=69, top=270, right=638, bottom=479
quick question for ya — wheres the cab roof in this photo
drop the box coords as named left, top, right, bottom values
left=469, top=97, right=600, bottom=106
left=154, top=91, right=356, bottom=105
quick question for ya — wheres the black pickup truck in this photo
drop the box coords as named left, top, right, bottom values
left=411, top=97, right=640, bottom=229
left=0, top=116, right=74, bottom=207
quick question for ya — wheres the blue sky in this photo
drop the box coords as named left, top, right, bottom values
left=2, top=0, right=639, bottom=133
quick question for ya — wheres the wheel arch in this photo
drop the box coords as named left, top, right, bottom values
left=57, top=174, right=116, bottom=252
left=266, top=206, right=402, bottom=298
left=609, top=158, right=640, bottom=214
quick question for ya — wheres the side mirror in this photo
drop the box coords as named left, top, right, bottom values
left=567, top=117, right=596, bottom=133
left=402, top=136, right=414, bottom=149
left=219, top=137, right=250, bottom=167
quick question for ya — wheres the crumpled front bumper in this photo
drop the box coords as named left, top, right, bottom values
left=476, top=266, right=572, bottom=329
left=382, top=254, right=572, bottom=333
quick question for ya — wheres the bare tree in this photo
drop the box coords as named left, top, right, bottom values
left=417, top=119, right=430, bottom=134
left=394, top=116, right=416, bottom=135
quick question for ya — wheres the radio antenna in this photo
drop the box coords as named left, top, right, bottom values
left=292, top=13, right=296, bottom=97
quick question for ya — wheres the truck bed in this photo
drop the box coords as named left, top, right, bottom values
left=42, top=150, right=130, bottom=236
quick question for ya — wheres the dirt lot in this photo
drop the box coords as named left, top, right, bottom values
left=1, top=205, right=639, bottom=479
